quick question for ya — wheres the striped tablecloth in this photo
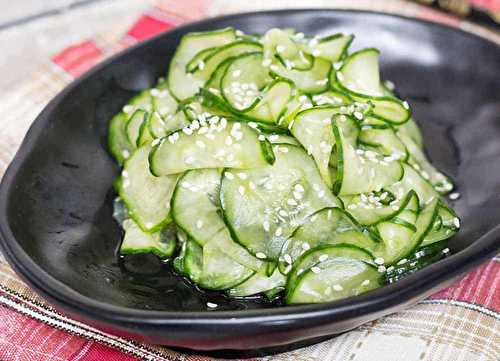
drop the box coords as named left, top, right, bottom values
left=0, top=1, right=499, bottom=360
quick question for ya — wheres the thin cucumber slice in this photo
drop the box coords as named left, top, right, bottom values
left=181, top=238, right=254, bottom=290
left=359, top=121, right=408, bottom=160
left=118, top=144, right=179, bottom=232
left=126, top=109, right=148, bottom=146
left=150, top=81, right=178, bottom=120
left=304, top=34, right=353, bottom=63
left=108, top=112, right=133, bottom=164
left=228, top=268, right=285, bottom=297
left=150, top=119, right=275, bottom=176
left=279, top=207, right=378, bottom=274
left=221, top=144, right=342, bottom=260
left=384, top=241, right=449, bottom=284
left=270, top=57, right=331, bottom=93
left=398, top=118, right=423, bottom=149
left=291, top=106, right=341, bottom=187
left=341, top=162, right=439, bottom=225
left=124, top=89, right=153, bottom=115
left=221, top=52, right=272, bottom=112
left=373, top=191, right=419, bottom=264
left=193, top=40, right=262, bottom=81
left=121, top=219, right=176, bottom=259
left=244, top=80, right=293, bottom=124
left=421, top=203, right=459, bottom=246
left=168, top=28, right=236, bottom=100
left=263, top=28, right=313, bottom=71
left=331, top=114, right=404, bottom=195
left=398, top=130, right=454, bottom=194
left=285, top=244, right=378, bottom=304
left=336, top=49, right=410, bottom=124
left=186, top=47, right=217, bottom=73
left=311, top=90, right=352, bottom=106
left=137, top=116, right=154, bottom=146
left=171, top=169, right=263, bottom=271
left=147, top=110, right=189, bottom=139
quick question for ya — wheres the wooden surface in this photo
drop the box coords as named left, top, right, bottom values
left=0, top=0, right=148, bottom=90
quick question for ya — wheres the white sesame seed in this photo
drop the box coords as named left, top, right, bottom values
left=263, top=220, right=270, bottom=232
left=237, top=172, right=247, bottom=180
left=302, top=243, right=310, bottom=250
left=198, top=61, right=205, bottom=70
left=268, top=134, right=280, bottom=142
left=123, top=179, right=130, bottom=188
left=442, top=247, right=450, bottom=254
left=287, top=199, right=298, bottom=206
left=319, top=254, right=328, bottom=262
left=275, top=227, right=283, bottom=237
left=224, top=172, right=234, bottom=180
left=206, top=302, right=217, bottom=308
left=276, top=45, right=285, bottom=53
left=348, top=204, right=357, bottom=209
left=403, top=101, right=410, bottom=109
left=377, top=266, right=386, bottom=273
left=248, top=122, right=258, bottom=129
left=279, top=146, right=289, bottom=153
left=145, top=222, right=153, bottom=229
left=184, top=156, right=195, bottom=164
left=262, top=58, right=272, bottom=67
left=122, top=170, right=129, bottom=178
left=397, top=258, right=408, bottom=265
left=284, top=254, right=292, bottom=264
left=256, top=252, right=267, bottom=259
left=449, top=192, right=460, bottom=200
left=232, top=70, right=241, bottom=77
left=122, top=105, right=134, bottom=114
left=333, top=61, right=343, bottom=70
left=374, top=257, right=385, bottom=265
left=361, top=279, right=370, bottom=286
left=258, top=134, right=266, bottom=141
left=196, top=220, right=204, bottom=229
left=278, top=210, right=288, bottom=217
left=453, top=217, right=460, bottom=228
left=311, top=266, right=321, bottom=274
left=294, top=184, right=304, bottom=193
left=182, top=127, right=193, bottom=135
left=312, top=49, right=321, bottom=57
left=293, top=191, right=303, bottom=200
left=238, top=185, right=245, bottom=195
left=333, top=284, right=344, bottom=291
left=336, top=72, right=344, bottom=81
left=353, top=111, right=363, bottom=120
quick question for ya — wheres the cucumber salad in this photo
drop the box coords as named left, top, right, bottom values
left=108, top=27, right=460, bottom=304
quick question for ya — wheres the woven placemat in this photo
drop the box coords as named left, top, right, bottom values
left=0, top=1, right=499, bottom=360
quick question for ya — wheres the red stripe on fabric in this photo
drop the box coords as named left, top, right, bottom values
left=79, top=342, right=139, bottom=361
left=429, top=261, right=500, bottom=311
left=418, top=7, right=462, bottom=27
left=155, top=0, right=213, bottom=21
left=51, top=40, right=103, bottom=77
left=471, top=0, right=500, bottom=11
left=126, top=14, right=175, bottom=42
left=0, top=305, right=87, bottom=361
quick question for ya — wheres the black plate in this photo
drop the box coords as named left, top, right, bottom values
left=1, top=9, right=499, bottom=351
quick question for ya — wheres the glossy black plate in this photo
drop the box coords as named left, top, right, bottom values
left=0, top=9, right=499, bottom=351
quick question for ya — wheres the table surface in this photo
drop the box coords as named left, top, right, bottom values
left=0, top=0, right=148, bottom=91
